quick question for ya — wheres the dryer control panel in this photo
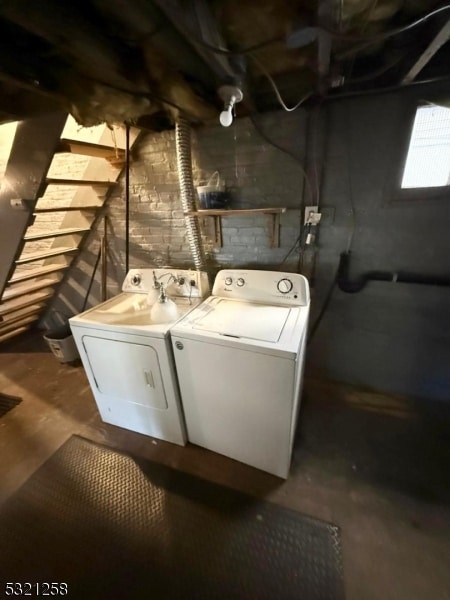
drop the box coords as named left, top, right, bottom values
left=122, top=268, right=209, bottom=298
left=213, top=269, right=310, bottom=306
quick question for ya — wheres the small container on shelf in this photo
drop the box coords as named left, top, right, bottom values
left=196, top=171, right=229, bottom=209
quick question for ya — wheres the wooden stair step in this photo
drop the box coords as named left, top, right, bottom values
left=16, top=246, right=78, bottom=264
left=24, top=226, right=90, bottom=241
left=9, top=264, right=68, bottom=284
left=0, top=304, right=43, bottom=323
left=0, top=326, right=32, bottom=343
left=57, top=139, right=125, bottom=160
left=0, top=292, right=53, bottom=316
left=2, top=278, right=60, bottom=301
left=0, top=314, right=40, bottom=335
left=34, top=205, right=100, bottom=213
left=46, top=178, right=114, bottom=187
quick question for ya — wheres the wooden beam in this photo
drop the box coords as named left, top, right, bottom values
left=0, top=0, right=149, bottom=94
left=403, top=19, right=450, bottom=84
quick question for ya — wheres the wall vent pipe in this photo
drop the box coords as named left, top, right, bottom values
left=175, top=118, right=206, bottom=271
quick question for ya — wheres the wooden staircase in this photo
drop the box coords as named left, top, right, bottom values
left=0, top=116, right=138, bottom=343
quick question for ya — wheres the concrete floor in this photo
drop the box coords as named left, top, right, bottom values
left=0, top=331, right=449, bottom=600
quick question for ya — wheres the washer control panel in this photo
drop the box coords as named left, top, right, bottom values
left=213, top=269, right=309, bottom=306
left=122, top=268, right=210, bottom=298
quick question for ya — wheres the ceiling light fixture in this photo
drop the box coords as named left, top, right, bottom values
left=218, top=85, right=243, bottom=127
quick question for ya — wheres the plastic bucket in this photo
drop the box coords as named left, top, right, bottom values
left=196, top=171, right=229, bottom=209
left=43, top=325, right=79, bottom=364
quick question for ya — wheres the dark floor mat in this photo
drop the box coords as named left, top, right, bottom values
left=0, top=436, right=344, bottom=600
left=0, top=392, right=22, bottom=418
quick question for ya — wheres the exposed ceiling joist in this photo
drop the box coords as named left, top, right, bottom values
left=402, top=19, right=450, bottom=84
left=0, top=0, right=448, bottom=129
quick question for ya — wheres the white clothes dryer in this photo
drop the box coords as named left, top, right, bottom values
left=69, top=268, right=209, bottom=445
left=171, top=269, right=310, bottom=478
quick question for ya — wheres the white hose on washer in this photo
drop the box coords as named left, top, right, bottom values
left=175, top=118, right=206, bottom=271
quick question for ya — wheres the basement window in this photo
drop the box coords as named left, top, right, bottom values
left=401, top=104, right=450, bottom=189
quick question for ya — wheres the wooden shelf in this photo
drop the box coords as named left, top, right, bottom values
left=184, top=208, right=286, bottom=248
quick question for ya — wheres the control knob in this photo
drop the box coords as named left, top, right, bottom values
left=236, top=278, right=245, bottom=287
left=225, top=277, right=233, bottom=286
left=277, top=278, right=293, bottom=294
left=130, top=273, right=142, bottom=286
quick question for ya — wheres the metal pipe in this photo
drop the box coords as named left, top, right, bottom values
left=101, top=216, right=107, bottom=301
left=175, top=117, right=206, bottom=271
left=337, top=251, right=450, bottom=293
left=125, top=122, right=130, bottom=274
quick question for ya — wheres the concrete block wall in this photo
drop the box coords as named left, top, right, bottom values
left=307, top=82, right=450, bottom=402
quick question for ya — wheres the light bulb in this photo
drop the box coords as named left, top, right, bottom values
left=218, top=86, right=243, bottom=128
left=220, top=106, right=233, bottom=127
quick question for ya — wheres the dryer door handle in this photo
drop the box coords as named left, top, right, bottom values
left=143, top=369, right=155, bottom=388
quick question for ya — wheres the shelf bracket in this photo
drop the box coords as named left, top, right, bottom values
left=270, top=212, right=281, bottom=248
left=184, top=208, right=286, bottom=249
left=213, top=215, right=223, bottom=248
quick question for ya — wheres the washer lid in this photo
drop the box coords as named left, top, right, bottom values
left=192, top=298, right=291, bottom=342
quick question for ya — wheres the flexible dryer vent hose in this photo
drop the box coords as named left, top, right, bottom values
left=175, top=118, right=206, bottom=271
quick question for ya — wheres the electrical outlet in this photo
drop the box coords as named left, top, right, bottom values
left=304, top=206, right=320, bottom=225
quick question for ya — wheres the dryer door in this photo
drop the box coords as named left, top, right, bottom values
left=82, top=335, right=168, bottom=409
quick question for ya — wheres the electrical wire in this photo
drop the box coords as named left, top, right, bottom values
left=326, top=74, right=450, bottom=102
left=307, top=270, right=339, bottom=344
left=249, top=113, right=315, bottom=201
left=278, top=234, right=302, bottom=268
left=326, top=4, right=450, bottom=43
left=336, top=5, right=450, bottom=61
left=125, top=122, right=130, bottom=274
left=81, top=245, right=102, bottom=312
left=343, top=54, right=403, bottom=83
left=249, top=53, right=313, bottom=112
left=157, top=5, right=450, bottom=57
left=307, top=100, right=358, bottom=343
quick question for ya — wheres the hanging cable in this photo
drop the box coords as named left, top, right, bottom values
left=81, top=246, right=102, bottom=312
left=249, top=53, right=313, bottom=112
left=155, top=5, right=450, bottom=61
left=343, top=54, right=404, bottom=83
left=330, top=4, right=450, bottom=44
left=336, top=5, right=450, bottom=60
left=307, top=270, right=339, bottom=344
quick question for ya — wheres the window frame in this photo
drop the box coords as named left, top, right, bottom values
left=389, top=98, right=450, bottom=204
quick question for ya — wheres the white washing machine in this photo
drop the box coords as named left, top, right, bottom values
left=69, top=268, right=209, bottom=445
left=171, top=269, right=310, bottom=478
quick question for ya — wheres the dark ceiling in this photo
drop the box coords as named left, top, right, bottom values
left=0, top=0, right=449, bottom=130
